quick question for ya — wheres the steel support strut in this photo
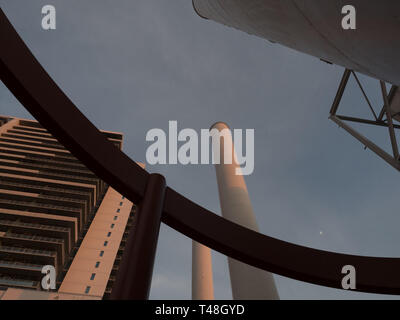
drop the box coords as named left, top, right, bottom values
left=330, top=69, right=351, bottom=115
left=329, top=69, right=400, bottom=170
left=330, top=115, right=400, bottom=170
left=380, top=81, right=400, bottom=160
left=111, top=174, right=166, bottom=299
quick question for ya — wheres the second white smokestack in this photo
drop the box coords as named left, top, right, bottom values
left=192, top=241, right=214, bottom=300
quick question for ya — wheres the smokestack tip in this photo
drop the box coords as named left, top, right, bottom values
left=210, top=121, right=230, bottom=130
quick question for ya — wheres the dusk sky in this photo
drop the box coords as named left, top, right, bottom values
left=1, top=1, right=400, bottom=299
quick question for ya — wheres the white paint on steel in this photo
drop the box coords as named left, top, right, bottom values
left=193, top=0, right=400, bottom=85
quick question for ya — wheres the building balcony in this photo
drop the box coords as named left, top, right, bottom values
left=0, top=276, right=40, bottom=290
left=0, top=232, right=65, bottom=267
left=0, top=219, right=72, bottom=254
left=0, top=259, right=44, bottom=279
left=0, top=198, right=82, bottom=222
left=0, top=180, right=92, bottom=205
left=0, top=245, right=56, bottom=258
left=0, top=155, right=95, bottom=178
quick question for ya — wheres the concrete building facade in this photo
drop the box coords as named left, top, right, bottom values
left=0, top=115, right=137, bottom=299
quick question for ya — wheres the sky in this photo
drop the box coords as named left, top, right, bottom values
left=1, top=0, right=400, bottom=299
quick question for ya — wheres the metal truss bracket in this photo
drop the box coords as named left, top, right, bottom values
left=329, top=69, right=400, bottom=171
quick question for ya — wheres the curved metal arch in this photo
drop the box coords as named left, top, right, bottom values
left=1, top=9, right=400, bottom=295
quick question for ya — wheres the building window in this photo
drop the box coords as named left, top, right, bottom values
left=90, top=273, right=96, bottom=280
left=110, top=224, right=115, bottom=229
left=107, top=232, right=112, bottom=237
left=122, top=196, right=125, bottom=199
left=85, top=286, right=91, bottom=294
left=95, top=261, right=100, bottom=268
left=117, top=209, right=120, bottom=213
left=114, top=216, right=118, bottom=221
left=119, top=202, right=123, bottom=206
left=104, top=241, right=108, bottom=247
left=99, top=250, right=104, bottom=257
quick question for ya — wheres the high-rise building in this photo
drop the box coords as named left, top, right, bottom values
left=0, top=115, right=138, bottom=300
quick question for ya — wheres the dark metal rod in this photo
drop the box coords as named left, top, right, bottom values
left=336, top=115, right=400, bottom=129
left=378, top=85, right=398, bottom=121
left=380, top=81, right=400, bottom=160
left=330, top=69, right=351, bottom=115
left=111, top=173, right=166, bottom=300
left=351, top=71, right=378, bottom=120
left=330, top=115, right=400, bottom=171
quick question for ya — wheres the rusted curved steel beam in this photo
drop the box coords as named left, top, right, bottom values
left=1, top=9, right=400, bottom=295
